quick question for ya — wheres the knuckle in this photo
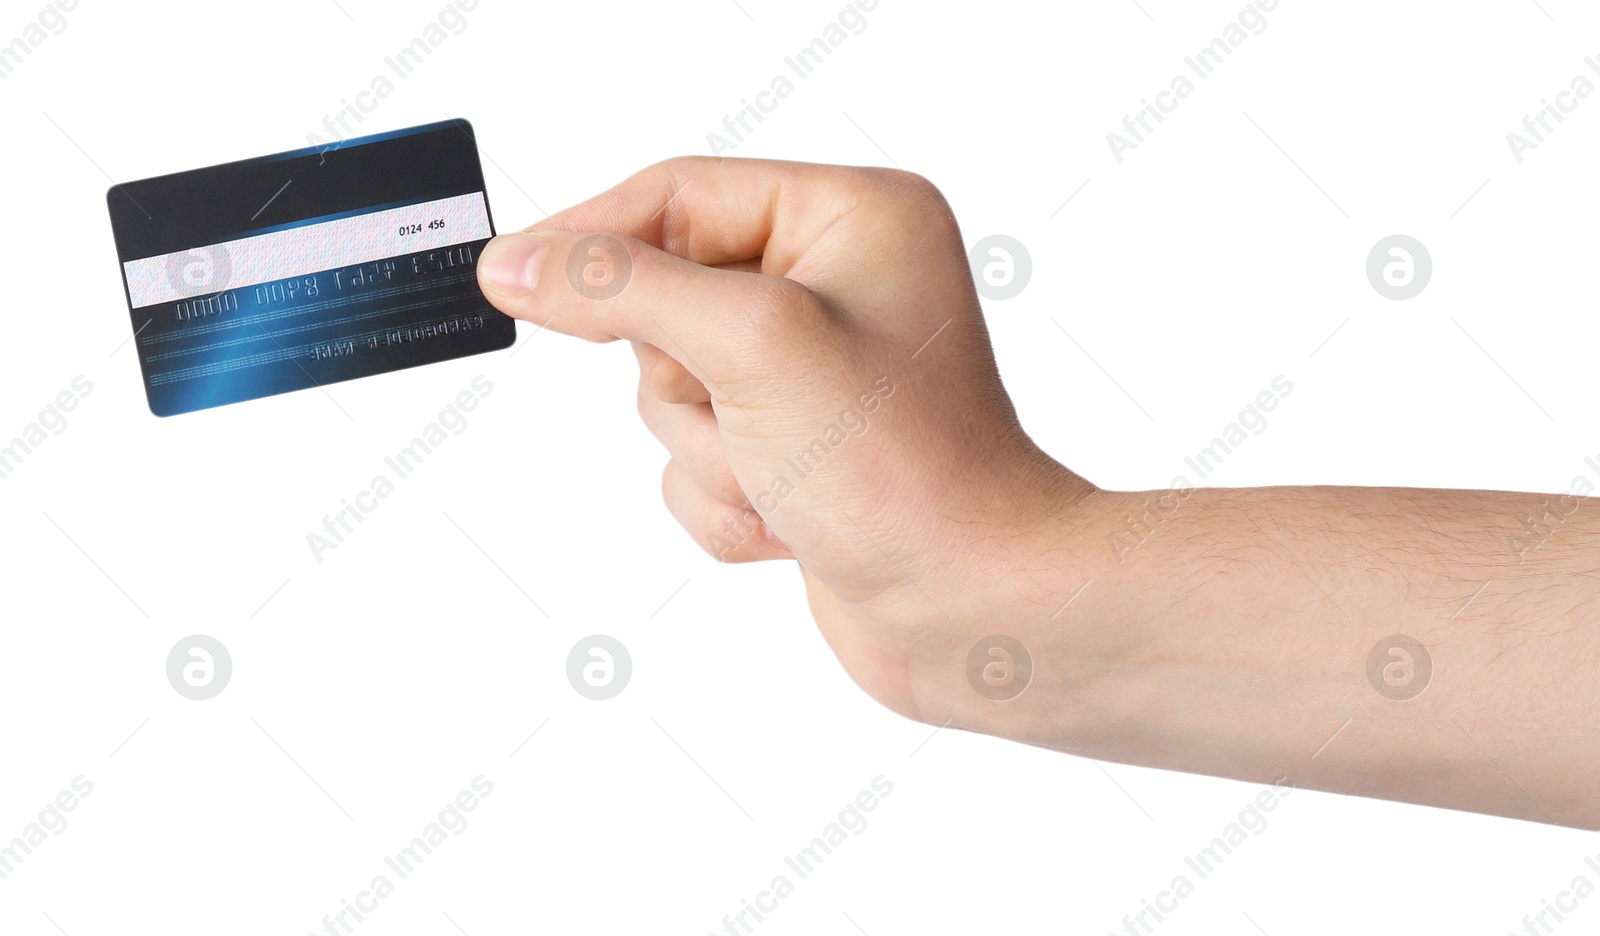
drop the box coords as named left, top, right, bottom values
left=659, top=371, right=706, bottom=405
left=699, top=531, right=736, bottom=563
left=636, top=382, right=654, bottom=422
left=646, top=369, right=684, bottom=404
left=637, top=346, right=705, bottom=404
left=662, top=461, right=693, bottom=515
left=864, top=167, right=960, bottom=232
left=736, top=275, right=822, bottom=345
left=651, top=155, right=720, bottom=176
left=707, top=459, right=746, bottom=506
left=836, top=163, right=900, bottom=191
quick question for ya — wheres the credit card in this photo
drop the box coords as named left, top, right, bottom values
left=106, top=120, right=514, bottom=417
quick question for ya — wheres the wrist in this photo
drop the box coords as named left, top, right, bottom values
left=899, top=446, right=1107, bottom=743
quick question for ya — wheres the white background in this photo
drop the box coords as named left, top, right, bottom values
left=1, top=0, right=1597, bottom=933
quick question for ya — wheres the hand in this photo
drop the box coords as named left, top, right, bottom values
left=478, top=157, right=1600, bottom=828
left=475, top=157, right=1089, bottom=725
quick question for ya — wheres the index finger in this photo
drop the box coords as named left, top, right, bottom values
left=521, top=156, right=870, bottom=277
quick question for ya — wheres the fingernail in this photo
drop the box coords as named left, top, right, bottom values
left=478, top=232, right=548, bottom=297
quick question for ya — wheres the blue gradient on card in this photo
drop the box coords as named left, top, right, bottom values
left=135, top=241, right=511, bottom=417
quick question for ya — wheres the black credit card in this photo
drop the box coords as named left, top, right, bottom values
left=106, top=120, right=515, bottom=417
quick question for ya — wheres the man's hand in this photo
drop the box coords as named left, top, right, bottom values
left=478, top=157, right=1600, bottom=830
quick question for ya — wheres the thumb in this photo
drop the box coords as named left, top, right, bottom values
left=476, top=228, right=829, bottom=392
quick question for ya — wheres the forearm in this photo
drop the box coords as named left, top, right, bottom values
left=936, top=479, right=1600, bottom=828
